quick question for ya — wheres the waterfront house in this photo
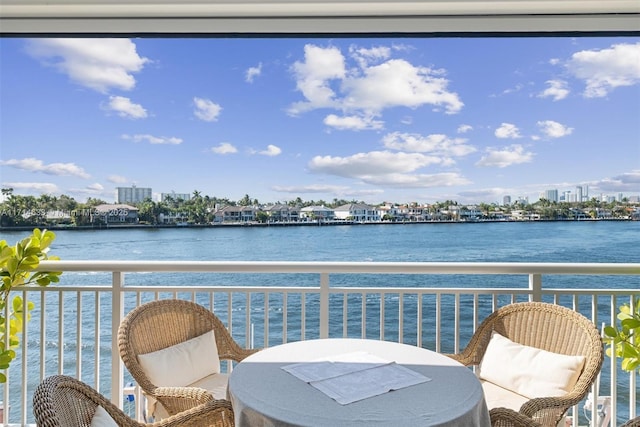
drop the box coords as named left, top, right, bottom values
left=300, top=205, right=335, bottom=221
left=263, top=204, right=300, bottom=222
left=334, top=203, right=380, bottom=222
left=93, top=204, right=139, bottom=224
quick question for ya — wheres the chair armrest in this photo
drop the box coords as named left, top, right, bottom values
left=153, top=386, right=214, bottom=414
left=221, top=347, right=261, bottom=363
left=490, top=408, right=542, bottom=427
left=152, top=399, right=234, bottom=427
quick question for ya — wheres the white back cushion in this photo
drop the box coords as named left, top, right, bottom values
left=137, top=330, right=220, bottom=387
left=478, top=331, right=586, bottom=398
left=90, top=406, right=119, bottom=427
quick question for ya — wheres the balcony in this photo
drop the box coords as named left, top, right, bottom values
left=2, top=261, right=639, bottom=426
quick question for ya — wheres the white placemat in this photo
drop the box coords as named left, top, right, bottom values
left=282, top=351, right=431, bottom=404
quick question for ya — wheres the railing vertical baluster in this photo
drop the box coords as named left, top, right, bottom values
left=610, top=295, right=617, bottom=424
left=398, top=292, right=404, bottom=344
left=264, top=292, right=269, bottom=348
left=76, top=291, right=82, bottom=380
left=95, top=291, right=101, bottom=393
left=454, top=293, right=460, bottom=353
left=360, top=292, right=366, bottom=339
left=301, top=293, right=306, bottom=341
left=58, top=291, right=64, bottom=375
left=20, top=290, right=27, bottom=425
left=417, top=292, right=423, bottom=348
left=435, top=292, right=441, bottom=353
left=379, top=292, right=385, bottom=341
left=111, top=271, right=124, bottom=408
left=529, top=273, right=542, bottom=302
left=40, top=291, right=46, bottom=382
left=319, top=272, right=329, bottom=339
left=282, top=293, right=288, bottom=344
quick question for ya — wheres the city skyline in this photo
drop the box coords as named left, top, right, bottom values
left=1, top=37, right=639, bottom=206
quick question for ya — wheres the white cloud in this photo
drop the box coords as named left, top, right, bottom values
left=259, top=145, right=282, bottom=157
left=341, top=59, right=463, bottom=114
left=26, top=38, right=148, bottom=93
left=382, top=132, right=476, bottom=158
left=211, top=142, right=238, bottom=154
left=595, top=170, right=640, bottom=192
left=362, top=172, right=471, bottom=188
left=349, top=45, right=392, bottom=68
left=1, top=182, right=60, bottom=194
left=273, top=184, right=350, bottom=193
left=193, top=97, right=222, bottom=122
left=494, top=123, right=522, bottom=139
left=86, top=183, right=104, bottom=191
left=1, top=157, right=90, bottom=179
left=108, top=175, right=128, bottom=183
left=566, top=42, right=640, bottom=98
left=309, top=150, right=443, bottom=179
left=288, top=44, right=346, bottom=115
left=457, top=124, right=473, bottom=134
left=476, top=144, right=534, bottom=168
left=324, top=114, right=384, bottom=131
left=246, top=63, right=262, bottom=83
left=538, top=80, right=570, bottom=101
left=272, top=184, right=385, bottom=198
left=122, top=134, right=182, bottom=145
left=537, top=120, right=574, bottom=138
left=288, top=44, right=463, bottom=117
left=105, top=96, right=148, bottom=119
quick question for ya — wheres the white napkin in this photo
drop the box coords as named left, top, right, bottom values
left=282, top=351, right=431, bottom=404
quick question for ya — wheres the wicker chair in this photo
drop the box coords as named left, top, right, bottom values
left=446, top=302, right=604, bottom=427
left=117, top=299, right=258, bottom=420
left=621, top=417, right=640, bottom=427
left=33, top=375, right=233, bottom=427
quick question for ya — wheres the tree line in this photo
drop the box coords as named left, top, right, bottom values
left=0, top=187, right=636, bottom=227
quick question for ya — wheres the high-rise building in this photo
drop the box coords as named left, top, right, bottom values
left=575, top=186, right=583, bottom=203
left=116, top=185, right=152, bottom=204
left=503, top=195, right=511, bottom=206
left=544, top=189, right=558, bottom=203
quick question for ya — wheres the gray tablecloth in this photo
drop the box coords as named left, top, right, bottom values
left=228, top=338, right=491, bottom=427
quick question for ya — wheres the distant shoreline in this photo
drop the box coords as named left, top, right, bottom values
left=0, top=217, right=634, bottom=232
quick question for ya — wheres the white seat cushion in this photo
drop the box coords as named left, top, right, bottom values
left=90, top=406, right=118, bottom=427
left=481, top=379, right=529, bottom=412
left=189, top=372, right=229, bottom=400
left=137, top=330, right=220, bottom=387
left=478, top=331, right=586, bottom=399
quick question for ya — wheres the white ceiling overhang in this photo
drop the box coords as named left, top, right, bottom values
left=0, top=0, right=639, bottom=34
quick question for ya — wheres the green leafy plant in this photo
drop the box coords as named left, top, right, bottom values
left=0, top=228, right=62, bottom=383
left=603, top=298, right=640, bottom=372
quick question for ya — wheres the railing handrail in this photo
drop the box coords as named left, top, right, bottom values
left=37, top=260, right=640, bottom=274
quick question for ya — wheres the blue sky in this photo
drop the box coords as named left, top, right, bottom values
left=1, top=36, right=639, bottom=205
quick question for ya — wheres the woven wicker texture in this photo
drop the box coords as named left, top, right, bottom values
left=33, top=374, right=234, bottom=427
left=621, top=417, right=640, bottom=427
left=118, top=299, right=258, bottom=418
left=446, top=301, right=604, bottom=427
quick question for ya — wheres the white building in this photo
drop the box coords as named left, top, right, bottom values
left=116, top=186, right=152, bottom=204
left=334, top=203, right=379, bottom=222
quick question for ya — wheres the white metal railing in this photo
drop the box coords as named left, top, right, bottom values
left=2, top=261, right=639, bottom=426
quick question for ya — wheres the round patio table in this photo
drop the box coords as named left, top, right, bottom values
left=228, top=338, right=491, bottom=427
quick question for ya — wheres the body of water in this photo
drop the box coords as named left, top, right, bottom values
left=4, top=219, right=638, bottom=263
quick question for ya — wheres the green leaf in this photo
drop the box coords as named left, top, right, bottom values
left=603, top=325, right=618, bottom=338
